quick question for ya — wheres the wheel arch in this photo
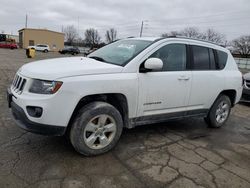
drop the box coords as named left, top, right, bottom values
left=66, top=93, right=129, bottom=134
left=218, top=89, right=237, bottom=107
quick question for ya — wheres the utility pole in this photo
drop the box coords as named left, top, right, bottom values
left=25, top=14, right=28, bottom=28
left=77, top=16, right=80, bottom=46
left=139, top=21, right=144, bottom=37
left=77, top=16, right=79, bottom=36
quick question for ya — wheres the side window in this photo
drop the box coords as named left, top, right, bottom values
left=192, top=45, right=210, bottom=70
left=150, top=44, right=186, bottom=71
left=217, top=50, right=228, bottom=70
left=209, top=49, right=216, bottom=70
left=29, top=40, right=34, bottom=46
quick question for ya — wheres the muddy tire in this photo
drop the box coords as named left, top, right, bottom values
left=205, top=95, right=231, bottom=128
left=70, top=102, right=123, bottom=156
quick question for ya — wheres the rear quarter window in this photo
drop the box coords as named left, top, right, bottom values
left=217, top=50, right=228, bottom=70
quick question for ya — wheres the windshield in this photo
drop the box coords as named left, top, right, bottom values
left=88, top=39, right=153, bottom=66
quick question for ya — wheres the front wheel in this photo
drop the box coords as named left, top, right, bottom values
left=205, top=95, right=231, bottom=128
left=70, top=102, right=123, bottom=156
left=44, top=49, right=48, bottom=53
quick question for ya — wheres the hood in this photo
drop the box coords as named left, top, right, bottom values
left=244, top=72, right=250, bottom=80
left=19, top=57, right=123, bottom=80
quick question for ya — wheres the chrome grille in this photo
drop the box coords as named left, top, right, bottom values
left=12, top=74, right=26, bottom=93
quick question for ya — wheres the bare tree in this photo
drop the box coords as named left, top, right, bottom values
left=64, top=25, right=78, bottom=45
left=232, top=35, right=250, bottom=58
left=105, top=28, right=117, bottom=43
left=201, top=28, right=225, bottom=44
left=84, top=28, right=101, bottom=48
left=161, top=27, right=225, bottom=44
left=161, top=31, right=180, bottom=37
left=180, top=27, right=202, bottom=39
left=161, top=27, right=202, bottom=38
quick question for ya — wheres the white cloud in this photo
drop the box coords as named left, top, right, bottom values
left=1, top=0, right=250, bottom=40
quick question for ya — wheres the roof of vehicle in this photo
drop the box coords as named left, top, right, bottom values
left=126, top=36, right=227, bottom=52
left=125, top=37, right=160, bottom=41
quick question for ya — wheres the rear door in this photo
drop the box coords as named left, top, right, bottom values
left=187, top=45, right=224, bottom=111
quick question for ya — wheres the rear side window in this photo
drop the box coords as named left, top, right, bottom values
left=192, top=45, right=210, bottom=70
left=217, top=50, right=228, bottom=69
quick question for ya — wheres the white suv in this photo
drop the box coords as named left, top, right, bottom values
left=7, top=37, right=243, bottom=156
left=28, top=44, right=50, bottom=53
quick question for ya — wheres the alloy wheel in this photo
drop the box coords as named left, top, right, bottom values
left=83, top=114, right=117, bottom=149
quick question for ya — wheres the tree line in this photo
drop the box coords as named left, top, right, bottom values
left=162, top=27, right=250, bottom=57
left=63, top=25, right=250, bottom=57
left=63, top=25, right=117, bottom=49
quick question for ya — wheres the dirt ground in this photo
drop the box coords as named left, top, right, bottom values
left=0, top=48, right=250, bottom=188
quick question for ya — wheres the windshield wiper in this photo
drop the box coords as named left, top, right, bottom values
left=89, top=56, right=106, bottom=62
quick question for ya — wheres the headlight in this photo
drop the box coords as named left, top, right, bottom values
left=29, top=79, right=63, bottom=94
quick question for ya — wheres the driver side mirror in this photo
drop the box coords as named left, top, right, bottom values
left=140, top=58, right=163, bottom=73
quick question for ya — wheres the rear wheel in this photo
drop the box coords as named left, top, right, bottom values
left=205, top=95, right=231, bottom=128
left=70, top=102, right=123, bottom=156
left=44, top=49, right=48, bottom=53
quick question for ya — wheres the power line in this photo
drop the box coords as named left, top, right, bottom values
left=149, top=9, right=250, bottom=23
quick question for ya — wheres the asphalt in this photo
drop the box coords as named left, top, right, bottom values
left=0, top=48, right=250, bottom=188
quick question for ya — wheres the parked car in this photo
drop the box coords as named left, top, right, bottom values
left=28, top=44, right=50, bottom=53
left=0, top=42, right=18, bottom=49
left=7, top=37, right=243, bottom=156
left=242, top=72, right=250, bottom=100
left=84, top=48, right=98, bottom=56
left=59, top=47, right=80, bottom=55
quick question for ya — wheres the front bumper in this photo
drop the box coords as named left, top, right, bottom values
left=242, top=79, right=250, bottom=101
left=7, top=88, right=66, bottom=136
left=243, top=88, right=250, bottom=96
left=242, top=89, right=250, bottom=101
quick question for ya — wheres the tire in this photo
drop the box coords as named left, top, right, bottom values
left=44, top=49, right=48, bottom=53
left=70, top=102, right=123, bottom=156
left=205, top=95, right=231, bottom=128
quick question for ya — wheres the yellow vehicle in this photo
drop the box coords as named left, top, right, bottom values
left=26, top=48, right=36, bottom=58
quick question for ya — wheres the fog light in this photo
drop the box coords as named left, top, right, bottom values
left=26, top=106, right=43, bottom=118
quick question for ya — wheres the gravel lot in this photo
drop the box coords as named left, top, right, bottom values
left=0, top=48, right=250, bottom=188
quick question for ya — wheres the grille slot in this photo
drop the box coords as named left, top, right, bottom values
left=245, top=80, right=250, bottom=88
left=246, top=80, right=250, bottom=88
left=12, top=74, right=27, bottom=93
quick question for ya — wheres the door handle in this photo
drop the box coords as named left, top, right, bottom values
left=178, top=76, right=190, bottom=81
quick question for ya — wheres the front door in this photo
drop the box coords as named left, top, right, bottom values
left=137, top=43, right=192, bottom=118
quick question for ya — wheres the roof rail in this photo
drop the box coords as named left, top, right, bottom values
left=161, top=35, right=224, bottom=47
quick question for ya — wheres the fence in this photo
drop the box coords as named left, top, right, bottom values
left=234, top=58, right=250, bottom=70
